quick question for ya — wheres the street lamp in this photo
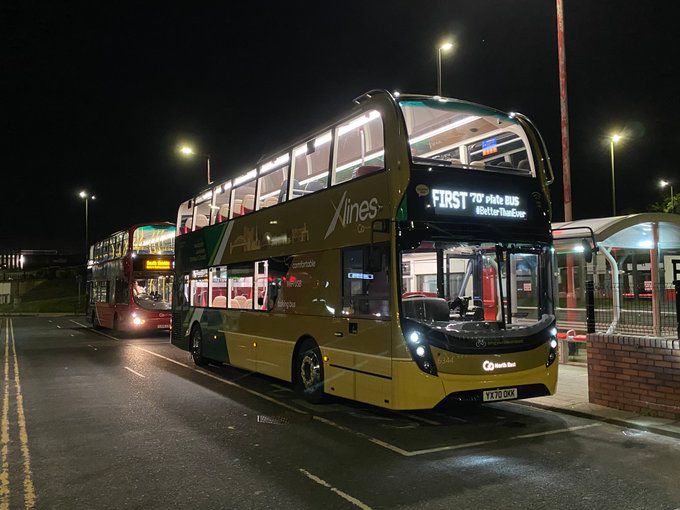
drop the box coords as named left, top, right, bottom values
left=660, top=179, right=674, bottom=212
left=436, top=41, right=454, bottom=96
left=609, top=134, right=622, bottom=216
left=78, top=190, right=96, bottom=262
left=178, top=144, right=212, bottom=184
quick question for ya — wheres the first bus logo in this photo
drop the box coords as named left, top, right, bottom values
left=325, top=190, right=380, bottom=239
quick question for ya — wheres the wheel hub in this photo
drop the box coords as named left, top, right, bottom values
left=300, top=353, right=320, bottom=389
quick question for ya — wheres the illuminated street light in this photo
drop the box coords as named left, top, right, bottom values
left=660, top=179, right=674, bottom=211
left=178, top=144, right=211, bottom=184
left=609, top=134, right=622, bottom=216
left=77, top=190, right=96, bottom=262
left=436, top=41, right=454, bottom=96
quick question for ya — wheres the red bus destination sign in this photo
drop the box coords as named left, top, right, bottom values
left=430, top=188, right=527, bottom=220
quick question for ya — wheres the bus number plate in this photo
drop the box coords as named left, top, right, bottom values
left=483, top=388, right=517, bottom=402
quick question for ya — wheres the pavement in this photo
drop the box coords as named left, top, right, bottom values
left=3, top=316, right=680, bottom=509
left=526, top=364, right=680, bottom=438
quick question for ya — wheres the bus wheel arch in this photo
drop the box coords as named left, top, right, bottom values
left=292, top=335, right=325, bottom=404
left=190, top=321, right=207, bottom=366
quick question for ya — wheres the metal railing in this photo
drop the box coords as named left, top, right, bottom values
left=556, top=281, right=679, bottom=339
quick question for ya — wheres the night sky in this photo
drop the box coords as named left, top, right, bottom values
left=2, top=1, right=677, bottom=251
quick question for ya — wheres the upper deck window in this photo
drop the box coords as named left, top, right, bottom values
left=193, top=191, right=212, bottom=230
left=230, top=170, right=257, bottom=218
left=400, top=99, right=534, bottom=175
left=212, top=183, right=231, bottom=225
left=333, top=110, right=385, bottom=185
left=290, top=132, right=332, bottom=200
left=257, top=153, right=290, bottom=210
left=132, top=225, right=175, bottom=255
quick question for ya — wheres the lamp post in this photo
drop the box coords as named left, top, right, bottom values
left=609, top=134, right=621, bottom=216
left=78, top=190, right=96, bottom=262
left=660, top=179, right=674, bottom=212
left=436, top=41, right=453, bottom=96
left=178, top=145, right=212, bottom=184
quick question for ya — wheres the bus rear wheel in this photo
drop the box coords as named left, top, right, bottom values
left=295, top=339, right=325, bottom=404
left=190, top=325, right=207, bottom=367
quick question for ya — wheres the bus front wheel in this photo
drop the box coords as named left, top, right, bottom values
left=295, top=339, right=325, bottom=404
left=190, top=325, right=207, bottom=367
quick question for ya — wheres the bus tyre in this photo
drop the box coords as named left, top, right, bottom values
left=190, top=325, right=207, bottom=367
left=295, top=339, right=325, bottom=404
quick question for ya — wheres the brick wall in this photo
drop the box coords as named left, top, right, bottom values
left=587, top=333, right=680, bottom=419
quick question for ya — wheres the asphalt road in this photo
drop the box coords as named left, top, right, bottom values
left=2, top=316, right=679, bottom=510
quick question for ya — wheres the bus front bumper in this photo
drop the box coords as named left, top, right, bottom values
left=391, top=359, right=558, bottom=410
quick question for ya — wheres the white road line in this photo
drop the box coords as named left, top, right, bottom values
left=402, top=423, right=602, bottom=457
left=311, top=415, right=411, bottom=456
left=56, top=325, right=61, bottom=329
left=509, top=423, right=601, bottom=440
left=403, top=413, right=441, bottom=426
left=298, top=468, right=372, bottom=510
left=68, top=320, right=606, bottom=458
left=87, top=345, right=98, bottom=351
left=132, top=346, right=307, bottom=415
left=124, top=367, right=146, bottom=378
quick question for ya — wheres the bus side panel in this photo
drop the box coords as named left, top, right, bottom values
left=97, top=302, right=114, bottom=328
left=200, top=309, right=229, bottom=363
left=226, top=331, right=257, bottom=373
left=391, top=360, right=447, bottom=410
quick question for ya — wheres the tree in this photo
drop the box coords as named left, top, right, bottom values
left=649, top=193, right=680, bottom=214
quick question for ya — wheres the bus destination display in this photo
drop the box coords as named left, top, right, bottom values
left=430, top=188, right=527, bottom=220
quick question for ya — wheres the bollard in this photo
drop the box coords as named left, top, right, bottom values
left=675, top=280, right=680, bottom=340
left=586, top=280, right=595, bottom=334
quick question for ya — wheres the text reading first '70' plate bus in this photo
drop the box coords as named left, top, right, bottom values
left=170, top=90, right=558, bottom=410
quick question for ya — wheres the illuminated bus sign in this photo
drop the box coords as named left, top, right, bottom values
left=145, top=259, right=172, bottom=270
left=431, top=188, right=527, bottom=220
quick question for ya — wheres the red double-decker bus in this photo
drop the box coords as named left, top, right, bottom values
left=87, top=223, right=175, bottom=332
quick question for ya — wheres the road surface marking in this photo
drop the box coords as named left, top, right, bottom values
left=299, top=468, right=372, bottom=510
left=311, top=415, right=411, bottom=456
left=87, top=345, right=98, bottom=351
left=509, top=423, right=601, bottom=440
left=70, top=321, right=607, bottom=458
left=9, top=319, right=36, bottom=509
left=131, top=346, right=307, bottom=415
left=401, top=423, right=602, bottom=457
left=403, top=413, right=441, bottom=426
left=1, top=320, right=10, bottom=510
left=124, top=367, right=146, bottom=378
left=56, top=325, right=61, bottom=329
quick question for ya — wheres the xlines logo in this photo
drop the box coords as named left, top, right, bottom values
left=324, top=190, right=379, bottom=239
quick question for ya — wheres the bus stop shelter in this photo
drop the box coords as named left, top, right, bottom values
left=552, top=213, right=680, bottom=344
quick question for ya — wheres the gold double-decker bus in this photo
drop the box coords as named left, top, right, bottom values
left=171, top=90, right=557, bottom=410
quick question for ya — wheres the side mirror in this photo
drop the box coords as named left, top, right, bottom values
left=581, top=239, right=594, bottom=263
left=372, top=219, right=390, bottom=234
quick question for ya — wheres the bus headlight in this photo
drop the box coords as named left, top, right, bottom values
left=550, top=339, right=558, bottom=349
left=402, top=324, right=437, bottom=376
left=133, top=317, right=144, bottom=326
left=547, top=329, right=558, bottom=367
